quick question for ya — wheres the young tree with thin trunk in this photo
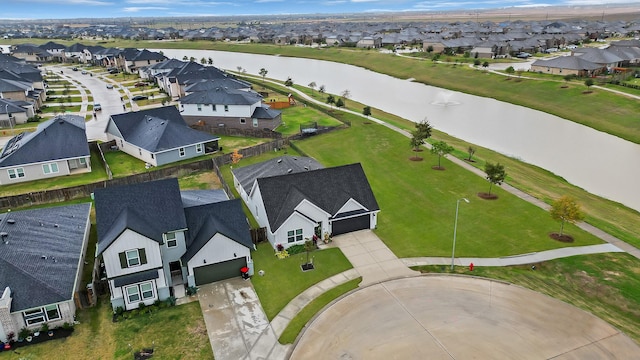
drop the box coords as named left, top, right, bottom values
left=259, top=68, right=268, bottom=82
left=341, top=89, right=351, bottom=105
left=326, top=94, right=335, bottom=108
left=308, top=81, right=317, bottom=94
left=363, top=106, right=371, bottom=117
left=467, top=146, right=476, bottom=161
left=585, top=78, right=594, bottom=90
left=319, top=85, right=326, bottom=94
left=409, top=131, right=424, bottom=160
left=430, top=141, right=454, bottom=169
left=284, top=77, right=293, bottom=87
left=550, top=196, right=584, bottom=236
left=484, top=162, right=506, bottom=195
left=335, top=98, right=344, bottom=108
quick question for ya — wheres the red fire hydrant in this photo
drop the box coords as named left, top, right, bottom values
left=469, top=262, right=474, bottom=271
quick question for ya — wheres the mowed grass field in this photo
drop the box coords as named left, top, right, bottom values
left=293, top=112, right=604, bottom=258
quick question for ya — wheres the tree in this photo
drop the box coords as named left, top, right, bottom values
left=335, top=98, right=344, bottom=108
left=505, top=66, right=515, bottom=75
left=467, top=146, right=476, bottom=161
left=363, top=106, right=371, bottom=117
left=326, top=94, right=335, bottom=107
left=430, top=141, right=454, bottom=169
left=482, top=61, right=489, bottom=68
left=284, top=77, right=294, bottom=87
left=208, top=57, right=213, bottom=65
left=200, top=57, right=206, bottom=64
left=473, top=59, right=481, bottom=66
left=585, top=78, right=594, bottom=90
left=318, top=85, right=326, bottom=93
left=189, top=56, right=196, bottom=62
left=304, top=239, right=315, bottom=266
left=409, top=130, right=425, bottom=158
left=426, top=45, right=434, bottom=53
left=259, top=68, right=268, bottom=82
left=550, top=196, right=584, bottom=236
left=308, top=81, right=317, bottom=93
left=415, top=119, right=433, bottom=140
left=484, top=162, right=506, bottom=195
left=237, top=66, right=243, bottom=72
left=182, top=56, right=188, bottom=61
left=341, top=89, right=351, bottom=104
left=563, top=74, right=573, bottom=84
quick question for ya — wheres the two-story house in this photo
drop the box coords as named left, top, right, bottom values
left=94, top=178, right=254, bottom=311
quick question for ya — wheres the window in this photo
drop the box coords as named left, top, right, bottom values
left=240, top=118, right=246, bottom=124
left=287, top=229, right=303, bottom=243
left=197, top=104, right=202, bottom=111
left=212, top=105, right=217, bottom=111
left=126, top=285, right=140, bottom=303
left=126, top=249, right=140, bottom=267
left=224, top=105, right=229, bottom=112
left=8, top=168, right=25, bottom=179
left=79, top=158, right=86, bottom=165
left=166, top=233, right=177, bottom=248
left=42, top=163, right=59, bottom=174
left=195, top=144, right=203, bottom=153
left=126, top=282, right=154, bottom=304
left=253, top=118, right=258, bottom=127
left=23, top=304, right=60, bottom=326
left=140, top=283, right=154, bottom=299
left=179, top=147, right=185, bottom=157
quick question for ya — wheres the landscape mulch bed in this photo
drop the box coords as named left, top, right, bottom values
left=549, top=233, right=575, bottom=243
left=477, top=192, right=498, bottom=200
left=3, top=328, right=74, bottom=351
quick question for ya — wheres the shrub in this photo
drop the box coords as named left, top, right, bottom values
left=138, top=302, right=147, bottom=313
left=114, top=306, right=125, bottom=316
left=286, top=244, right=306, bottom=255
left=166, top=296, right=176, bottom=306
left=186, top=286, right=199, bottom=296
left=62, top=322, right=73, bottom=330
left=18, top=328, right=30, bottom=340
left=40, top=323, right=49, bottom=333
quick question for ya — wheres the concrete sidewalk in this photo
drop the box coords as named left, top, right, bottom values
left=402, top=243, right=624, bottom=268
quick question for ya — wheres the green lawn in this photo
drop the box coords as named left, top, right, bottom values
left=413, top=252, right=640, bottom=344
left=0, top=300, right=212, bottom=360
left=278, top=277, right=361, bottom=344
left=293, top=115, right=604, bottom=258
left=275, top=104, right=343, bottom=135
left=251, top=243, right=353, bottom=320
left=218, top=135, right=271, bottom=153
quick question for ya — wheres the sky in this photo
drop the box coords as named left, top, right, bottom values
left=2, top=0, right=639, bottom=20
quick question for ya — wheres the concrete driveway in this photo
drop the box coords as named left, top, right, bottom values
left=290, top=276, right=640, bottom=359
left=197, top=278, right=289, bottom=360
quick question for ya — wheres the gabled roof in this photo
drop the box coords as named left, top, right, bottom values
left=0, top=115, right=89, bottom=168
left=184, top=78, right=251, bottom=93
left=180, top=86, right=262, bottom=106
left=181, top=189, right=229, bottom=208
left=256, top=163, right=379, bottom=231
left=532, top=56, right=604, bottom=70
left=0, top=203, right=91, bottom=312
left=0, top=78, right=31, bottom=92
left=0, top=98, right=28, bottom=115
left=251, top=106, right=281, bottom=120
left=39, top=41, right=65, bottom=51
left=131, top=49, right=166, bottom=62
left=182, top=199, right=253, bottom=263
left=573, top=48, right=624, bottom=64
left=94, top=178, right=188, bottom=255
left=108, top=106, right=219, bottom=153
left=232, top=155, right=324, bottom=193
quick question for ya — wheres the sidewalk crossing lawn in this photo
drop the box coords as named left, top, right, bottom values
left=293, top=115, right=604, bottom=258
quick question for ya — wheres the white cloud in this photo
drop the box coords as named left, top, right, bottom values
left=123, top=6, right=170, bottom=12
left=27, top=0, right=113, bottom=5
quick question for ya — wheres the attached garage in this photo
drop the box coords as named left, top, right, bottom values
left=331, top=214, right=371, bottom=236
left=193, top=257, right=247, bottom=286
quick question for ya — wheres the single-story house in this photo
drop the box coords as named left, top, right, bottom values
left=530, top=56, right=606, bottom=76
left=94, top=178, right=254, bottom=311
left=0, top=203, right=92, bottom=342
left=106, top=106, right=219, bottom=167
left=233, top=159, right=380, bottom=249
left=0, top=115, right=91, bottom=185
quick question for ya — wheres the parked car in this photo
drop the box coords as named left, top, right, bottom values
left=81, top=70, right=88, bottom=74
left=516, top=52, right=531, bottom=59
left=106, top=84, right=114, bottom=89
left=93, top=103, right=102, bottom=111
left=72, top=67, right=78, bottom=71
left=108, top=68, right=119, bottom=74
left=131, top=95, right=148, bottom=101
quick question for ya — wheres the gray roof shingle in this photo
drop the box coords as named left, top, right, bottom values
left=232, top=156, right=324, bottom=193
left=0, top=203, right=91, bottom=312
left=0, top=114, right=89, bottom=168
left=94, top=178, right=187, bottom=255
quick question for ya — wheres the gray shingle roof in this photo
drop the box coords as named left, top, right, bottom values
left=180, top=86, right=262, bottom=106
left=108, top=106, right=219, bottom=153
left=251, top=106, right=281, bottom=120
left=94, top=178, right=187, bottom=255
left=232, top=156, right=324, bottom=193
left=0, top=115, right=89, bottom=168
left=256, top=163, right=379, bottom=231
left=0, top=203, right=91, bottom=312
left=531, top=56, right=604, bottom=70
left=182, top=199, right=253, bottom=263
left=181, top=190, right=229, bottom=208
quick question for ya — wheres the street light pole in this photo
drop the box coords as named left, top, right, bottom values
left=451, top=198, right=470, bottom=270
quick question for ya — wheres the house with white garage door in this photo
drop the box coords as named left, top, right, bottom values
left=232, top=160, right=379, bottom=250
left=94, top=178, right=253, bottom=311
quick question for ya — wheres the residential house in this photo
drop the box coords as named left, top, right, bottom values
left=531, top=56, right=605, bottom=76
left=106, top=106, right=219, bottom=167
left=0, top=203, right=92, bottom=342
left=356, top=36, right=382, bottom=49
left=10, top=44, right=52, bottom=63
left=0, top=98, right=34, bottom=127
left=179, top=86, right=281, bottom=130
left=233, top=160, right=380, bottom=249
left=39, top=41, right=65, bottom=61
left=118, top=48, right=166, bottom=73
left=572, top=48, right=624, bottom=69
left=94, top=178, right=253, bottom=311
left=0, top=115, right=91, bottom=185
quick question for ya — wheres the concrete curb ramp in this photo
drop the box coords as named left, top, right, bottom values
left=290, top=276, right=640, bottom=359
